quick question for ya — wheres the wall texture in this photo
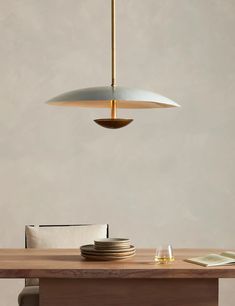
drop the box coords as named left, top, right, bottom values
left=0, top=0, right=234, bottom=305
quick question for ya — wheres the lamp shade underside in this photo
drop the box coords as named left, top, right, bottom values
left=47, top=86, right=180, bottom=109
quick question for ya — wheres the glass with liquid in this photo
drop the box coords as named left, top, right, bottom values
left=154, top=245, right=175, bottom=264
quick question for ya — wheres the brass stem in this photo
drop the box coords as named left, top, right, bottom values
left=111, top=0, right=116, bottom=87
left=111, top=0, right=117, bottom=120
left=111, top=100, right=117, bottom=119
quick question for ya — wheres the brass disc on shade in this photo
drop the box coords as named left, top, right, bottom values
left=94, top=118, right=133, bottom=129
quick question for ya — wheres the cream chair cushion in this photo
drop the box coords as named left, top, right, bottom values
left=25, top=224, right=108, bottom=286
left=26, top=224, right=108, bottom=248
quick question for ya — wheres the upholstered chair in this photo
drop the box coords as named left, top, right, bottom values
left=18, top=224, right=109, bottom=306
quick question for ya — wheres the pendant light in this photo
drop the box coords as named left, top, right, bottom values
left=47, top=0, right=180, bottom=129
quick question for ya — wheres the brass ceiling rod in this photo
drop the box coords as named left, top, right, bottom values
left=111, top=0, right=116, bottom=88
left=111, top=0, right=117, bottom=120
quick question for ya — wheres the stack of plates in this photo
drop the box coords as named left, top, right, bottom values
left=81, top=238, right=135, bottom=261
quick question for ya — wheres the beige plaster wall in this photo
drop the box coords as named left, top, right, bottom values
left=0, top=0, right=234, bottom=305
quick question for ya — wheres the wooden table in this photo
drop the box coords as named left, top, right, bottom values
left=0, top=248, right=235, bottom=306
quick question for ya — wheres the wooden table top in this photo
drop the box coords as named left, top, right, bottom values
left=0, top=248, right=234, bottom=279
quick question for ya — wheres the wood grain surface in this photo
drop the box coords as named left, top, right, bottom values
left=40, top=278, right=218, bottom=306
left=0, top=248, right=234, bottom=279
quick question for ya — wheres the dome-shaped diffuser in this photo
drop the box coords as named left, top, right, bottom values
left=94, top=118, right=133, bottom=129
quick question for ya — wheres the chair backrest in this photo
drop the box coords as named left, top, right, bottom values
left=25, top=224, right=109, bottom=286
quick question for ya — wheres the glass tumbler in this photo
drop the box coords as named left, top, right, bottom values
left=154, top=245, right=175, bottom=264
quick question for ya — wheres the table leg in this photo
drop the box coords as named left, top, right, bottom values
left=40, top=278, right=218, bottom=306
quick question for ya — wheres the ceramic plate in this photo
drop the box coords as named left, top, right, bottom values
left=81, top=250, right=136, bottom=257
left=81, top=244, right=135, bottom=254
left=81, top=253, right=135, bottom=261
left=94, top=238, right=130, bottom=246
left=95, top=244, right=130, bottom=250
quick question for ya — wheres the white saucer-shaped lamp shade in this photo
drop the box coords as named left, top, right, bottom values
left=47, top=86, right=180, bottom=109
